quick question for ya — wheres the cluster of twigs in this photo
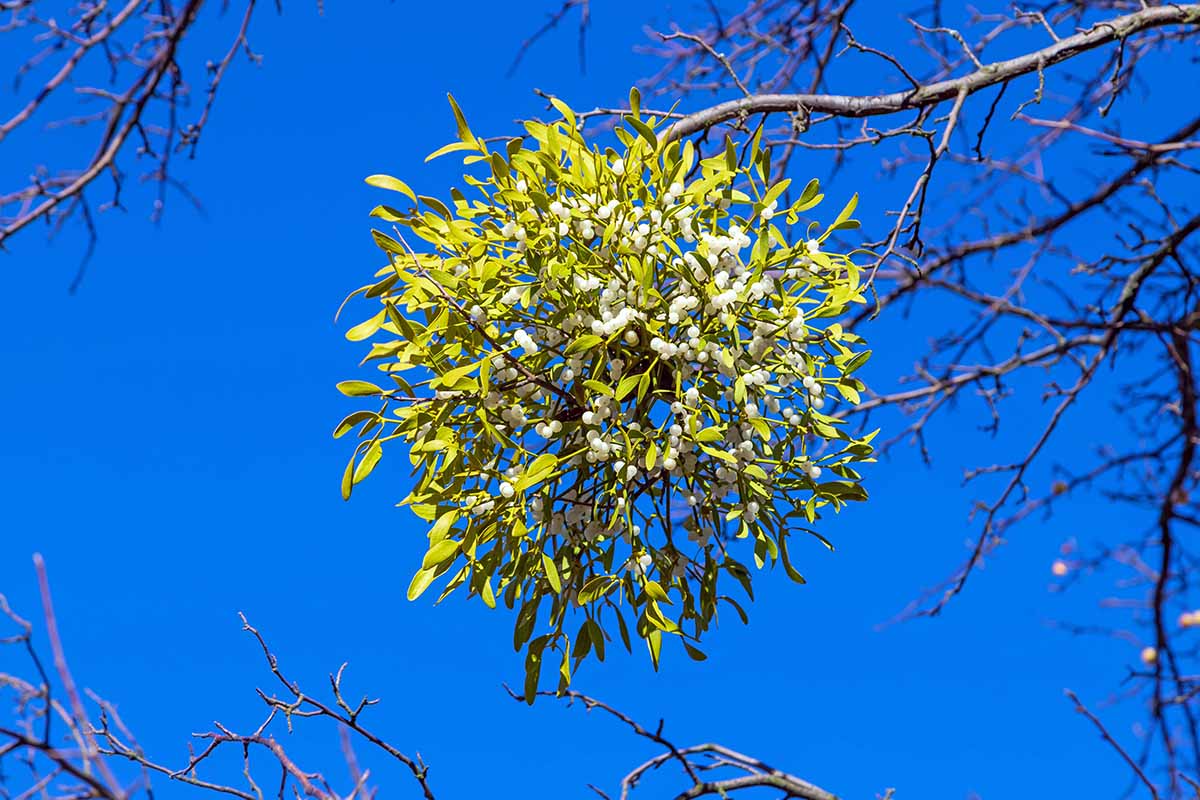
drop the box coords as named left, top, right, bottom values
left=0, top=0, right=292, bottom=289
left=1, top=557, right=857, bottom=799
left=0, top=556, right=1168, bottom=798
left=0, top=555, right=438, bottom=800
left=516, top=0, right=1200, bottom=794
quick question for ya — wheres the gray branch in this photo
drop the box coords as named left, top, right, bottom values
left=664, top=3, right=1200, bottom=140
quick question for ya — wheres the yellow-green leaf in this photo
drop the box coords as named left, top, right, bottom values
left=425, top=140, right=479, bottom=163
left=337, top=380, right=384, bottom=397
left=346, top=311, right=386, bottom=342
left=422, top=538, right=460, bottom=569
left=353, top=442, right=382, bottom=483
left=644, top=440, right=658, bottom=471
left=365, top=174, right=417, bottom=203
left=565, top=334, right=604, bottom=355
left=517, top=453, right=558, bottom=491
left=447, top=93, right=474, bottom=143
left=644, top=580, right=670, bottom=603
left=407, top=567, right=438, bottom=601
left=542, top=553, right=562, bottom=593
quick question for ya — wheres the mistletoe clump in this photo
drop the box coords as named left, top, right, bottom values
left=337, top=91, right=876, bottom=697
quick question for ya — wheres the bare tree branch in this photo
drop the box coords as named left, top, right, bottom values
left=661, top=4, right=1200, bottom=141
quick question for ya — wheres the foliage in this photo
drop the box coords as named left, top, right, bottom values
left=337, top=90, right=876, bottom=696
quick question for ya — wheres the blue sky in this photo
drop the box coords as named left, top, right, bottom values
left=0, top=2, right=1168, bottom=798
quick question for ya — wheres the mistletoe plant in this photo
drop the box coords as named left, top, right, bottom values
left=337, top=90, right=876, bottom=697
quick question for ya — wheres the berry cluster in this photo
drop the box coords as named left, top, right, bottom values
left=338, top=93, right=875, bottom=693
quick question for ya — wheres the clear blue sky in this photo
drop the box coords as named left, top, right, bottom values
left=0, top=2, right=1163, bottom=797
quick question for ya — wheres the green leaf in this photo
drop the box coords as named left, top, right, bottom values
left=644, top=440, right=658, bottom=471
left=549, top=96, right=576, bottom=129
left=637, top=370, right=652, bottom=402
left=517, top=453, right=558, bottom=491
left=422, top=538, right=460, bottom=570
left=446, top=93, right=474, bottom=143
left=558, top=646, right=571, bottom=691
left=428, top=511, right=458, bottom=542
left=437, top=361, right=478, bottom=389
left=337, top=380, right=384, bottom=397
left=827, top=192, right=859, bottom=234
left=407, top=567, right=438, bottom=601
left=542, top=553, right=562, bottom=593
left=797, top=177, right=821, bottom=206
left=723, top=595, right=750, bottom=624
left=586, top=618, right=605, bottom=661
left=340, top=455, right=355, bottom=501
left=565, top=334, right=604, bottom=355
left=583, top=379, right=615, bottom=397
left=371, top=229, right=405, bottom=255
left=514, top=599, right=539, bottom=650
left=346, top=310, right=386, bottom=342
left=364, top=174, right=417, bottom=204
left=743, top=463, right=769, bottom=481
left=761, top=178, right=791, bottom=211
left=616, top=374, right=641, bottom=400
left=615, top=609, right=632, bottom=652
left=573, top=622, right=593, bottom=659
left=646, top=629, right=662, bottom=671
left=353, top=442, right=382, bottom=484
left=796, top=194, right=824, bottom=214
left=818, top=480, right=869, bottom=501
left=479, top=355, right=491, bottom=394
left=724, top=558, right=755, bottom=600
left=333, top=410, right=378, bottom=438
left=414, top=437, right=452, bottom=453
left=644, top=580, right=670, bottom=603
left=778, top=535, right=809, bottom=584
left=749, top=125, right=764, bottom=163
left=369, top=205, right=407, bottom=223
left=843, top=350, right=872, bottom=375
left=811, top=419, right=841, bottom=440
left=644, top=601, right=679, bottom=633
left=624, top=114, right=658, bottom=150
left=425, top=140, right=479, bottom=162
left=700, top=444, right=736, bottom=464
left=418, top=195, right=453, bottom=219
left=523, top=635, right=548, bottom=703
left=579, top=575, right=613, bottom=604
